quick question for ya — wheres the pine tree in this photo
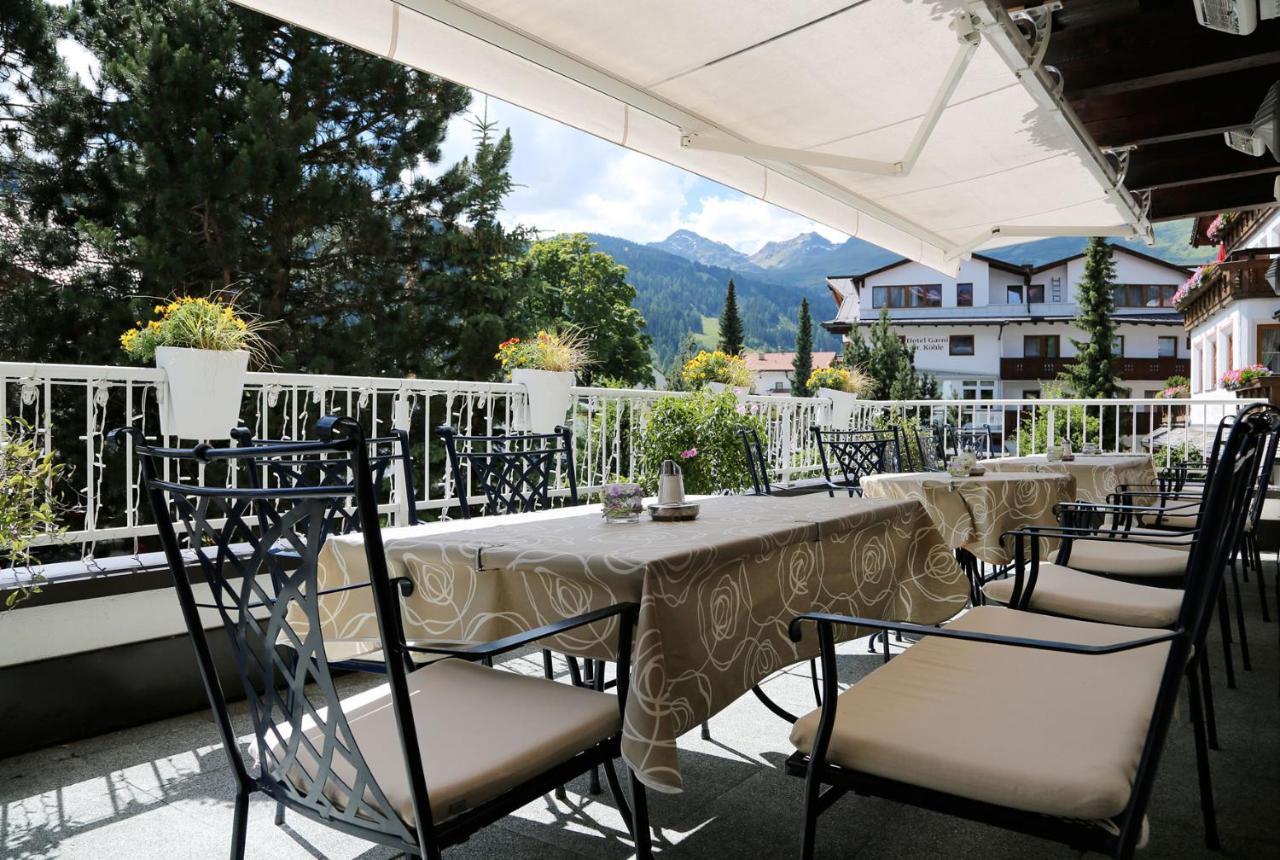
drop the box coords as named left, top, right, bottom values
left=1062, top=237, right=1122, bottom=398
left=791, top=298, right=814, bottom=397
left=843, top=309, right=932, bottom=400
left=718, top=278, right=745, bottom=355
left=1, top=0, right=533, bottom=380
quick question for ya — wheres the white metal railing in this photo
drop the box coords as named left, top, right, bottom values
left=0, top=361, right=1260, bottom=564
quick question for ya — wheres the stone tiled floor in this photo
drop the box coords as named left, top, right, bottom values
left=3, top=583, right=1278, bottom=859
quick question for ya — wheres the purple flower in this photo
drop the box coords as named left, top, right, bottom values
left=680, top=448, right=698, bottom=459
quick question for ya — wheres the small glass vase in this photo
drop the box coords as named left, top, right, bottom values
left=602, top=483, right=644, bottom=524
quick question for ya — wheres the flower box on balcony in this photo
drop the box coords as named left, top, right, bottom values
left=1233, top=374, right=1280, bottom=405
left=155, top=346, right=249, bottom=440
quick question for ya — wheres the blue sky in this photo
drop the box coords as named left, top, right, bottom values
left=435, top=95, right=848, bottom=254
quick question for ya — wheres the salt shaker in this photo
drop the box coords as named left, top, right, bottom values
left=658, top=459, right=686, bottom=506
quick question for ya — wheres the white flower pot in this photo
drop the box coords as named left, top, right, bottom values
left=818, top=387, right=858, bottom=427
left=707, top=382, right=750, bottom=397
left=512, top=368, right=575, bottom=434
left=155, top=346, right=248, bottom=440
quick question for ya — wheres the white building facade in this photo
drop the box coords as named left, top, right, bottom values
left=1181, top=208, right=1280, bottom=399
left=821, top=246, right=1191, bottom=400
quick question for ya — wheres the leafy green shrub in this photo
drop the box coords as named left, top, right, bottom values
left=2, top=421, right=70, bottom=609
left=1016, top=404, right=1102, bottom=455
left=637, top=391, right=765, bottom=494
left=1151, top=442, right=1205, bottom=470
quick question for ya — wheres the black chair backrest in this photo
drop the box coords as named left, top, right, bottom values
left=111, top=417, right=431, bottom=852
left=954, top=426, right=995, bottom=458
left=911, top=426, right=942, bottom=472
left=435, top=424, right=577, bottom=518
left=1242, top=414, right=1280, bottom=533
left=231, top=425, right=420, bottom=530
left=811, top=426, right=902, bottom=496
left=738, top=427, right=772, bottom=496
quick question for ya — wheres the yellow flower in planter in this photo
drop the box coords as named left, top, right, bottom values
left=681, top=350, right=752, bottom=389
left=118, top=293, right=271, bottom=366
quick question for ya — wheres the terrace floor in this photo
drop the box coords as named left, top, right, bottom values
left=3, top=581, right=1278, bottom=859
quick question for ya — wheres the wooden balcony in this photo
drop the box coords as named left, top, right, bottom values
left=1180, top=254, right=1278, bottom=329
left=1000, top=356, right=1190, bottom=381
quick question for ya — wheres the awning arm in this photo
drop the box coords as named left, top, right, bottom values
left=680, top=11, right=982, bottom=179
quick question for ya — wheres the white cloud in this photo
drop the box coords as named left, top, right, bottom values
left=428, top=93, right=852, bottom=251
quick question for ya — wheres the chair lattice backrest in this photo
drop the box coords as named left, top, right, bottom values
left=435, top=424, right=577, bottom=518
left=738, top=427, right=772, bottom=495
left=113, top=418, right=430, bottom=852
left=911, top=426, right=942, bottom=472
left=954, top=426, right=996, bottom=458
left=811, top=426, right=902, bottom=496
left=231, top=426, right=419, bottom=532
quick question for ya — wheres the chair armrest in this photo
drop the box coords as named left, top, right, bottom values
left=1055, top=500, right=1198, bottom=520
left=405, top=602, right=639, bottom=660
left=788, top=612, right=1179, bottom=656
left=1002, top=525, right=1196, bottom=546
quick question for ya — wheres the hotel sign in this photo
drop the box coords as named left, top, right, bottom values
left=904, top=335, right=951, bottom=352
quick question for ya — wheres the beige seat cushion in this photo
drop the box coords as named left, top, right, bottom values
left=983, top=564, right=1182, bottom=628
left=790, top=606, right=1169, bottom=821
left=1139, top=510, right=1199, bottom=530
left=270, top=658, right=620, bottom=823
left=1064, top=538, right=1189, bottom=579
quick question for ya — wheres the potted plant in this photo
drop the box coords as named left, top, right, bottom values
left=680, top=350, right=753, bottom=395
left=1156, top=375, right=1190, bottom=400
left=2, top=420, right=68, bottom=611
left=636, top=390, right=766, bottom=495
left=120, top=294, right=269, bottom=440
left=808, top=365, right=873, bottom=427
left=496, top=329, right=590, bottom=433
left=1219, top=364, right=1271, bottom=392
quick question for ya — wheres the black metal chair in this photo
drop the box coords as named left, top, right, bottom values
left=739, top=427, right=772, bottom=496
left=231, top=425, right=421, bottom=529
left=911, top=426, right=943, bottom=472
left=110, top=417, right=650, bottom=860
left=785, top=404, right=1277, bottom=860
left=811, top=426, right=902, bottom=497
left=953, top=426, right=997, bottom=458
left=435, top=425, right=577, bottom=519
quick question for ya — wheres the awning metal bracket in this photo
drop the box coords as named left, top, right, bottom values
left=680, top=11, right=983, bottom=178
left=1010, top=1, right=1062, bottom=71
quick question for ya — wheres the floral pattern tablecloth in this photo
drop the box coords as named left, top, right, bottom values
left=980, top=454, right=1157, bottom=504
left=860, top=471, right=1076, bottom=565
left=304, top=494, right=967, bottom=792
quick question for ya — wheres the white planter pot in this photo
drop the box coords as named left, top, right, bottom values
left=512, top=368, right=575, bottom=434
left=707, top=382, right=750, bottom=397
left=155, top=347, right=248, bottom=440
left=818, top=387, right=858, bottom=427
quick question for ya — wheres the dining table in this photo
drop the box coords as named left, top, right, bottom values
left=859, top=470, right=1076, bottom=566
left=300, top=493, right=968, bottom=793
left=979, top=453, right=1158, bottom=504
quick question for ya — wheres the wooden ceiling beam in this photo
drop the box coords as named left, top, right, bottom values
left=1127, top=137, right=1280, bottom=191
left=1148, top=174, right=1280, bottom=221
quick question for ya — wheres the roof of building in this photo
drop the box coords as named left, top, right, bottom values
left=744, top=351, right=837, bottom=372
left=0, top=214, right=113, bottom=287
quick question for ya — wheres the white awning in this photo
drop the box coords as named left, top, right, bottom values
left=230, top=0, right=1150, bottom=275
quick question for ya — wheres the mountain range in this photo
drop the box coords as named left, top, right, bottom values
left=587, top=219, right=1212, bottom=371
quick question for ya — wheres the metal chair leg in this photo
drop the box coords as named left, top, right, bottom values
left=1186, top=666, right=1221, bottom=851
left=1230, top=559, right=1253, bottom=671
left=231, top=788, right=250, bottom=860
left=629, top=768, right=653, bottom=859
left=1252, top=535, right=1271, bottom=623
left=1217, top=586, right=1237, bottom=689
left=602, top=759, right=633, bottom=836
left=1197, top=650, right=1220, bottom=751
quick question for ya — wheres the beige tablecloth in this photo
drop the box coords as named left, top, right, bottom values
left=306, top=494, right=967, bottom=792
left=980, top=454, right=1157, bottom=504
left=860, top=471, right=1076, bottom=565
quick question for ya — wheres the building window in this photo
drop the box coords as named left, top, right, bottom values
left=956, top=282, right=973, bottom=306
left=1157, top=336, right=1178, bottom=358
left=872, top=284, right=942, bottom=308
left=1258, top=324, right=1280, bottom=372
left=1112, top=335, right=1124, bottom=357
left=1023, top=335, right=1060, bottom=358
left=961, top=380, right=996, bottom=400
left=1007, top=285, right=1024, bottom=304
left=1111, top=284, right=1178, bottom=308
left=950, top=334, right=975, bottom=356
left=1192, top=345, right=1202, bottom=393
left=1227, top=333, right=1235, bottom=372
left=1210, top=342, right=1218, bottom=389
left=1027, top=284, right=1045, bottom=303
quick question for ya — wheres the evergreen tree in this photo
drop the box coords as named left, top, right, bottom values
left=511, top=233, right=653, bottom=386
left=1062, top=238, right=1122, bottom=398
left=718, top=278, right=745, bottom=355
left=792, top=298, right=814, bottom=397
left=668, top=332, right=701, bottom=390
left=1, top=0, right=532, bottom=380
left=842, top=309, right=934, bottom=400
